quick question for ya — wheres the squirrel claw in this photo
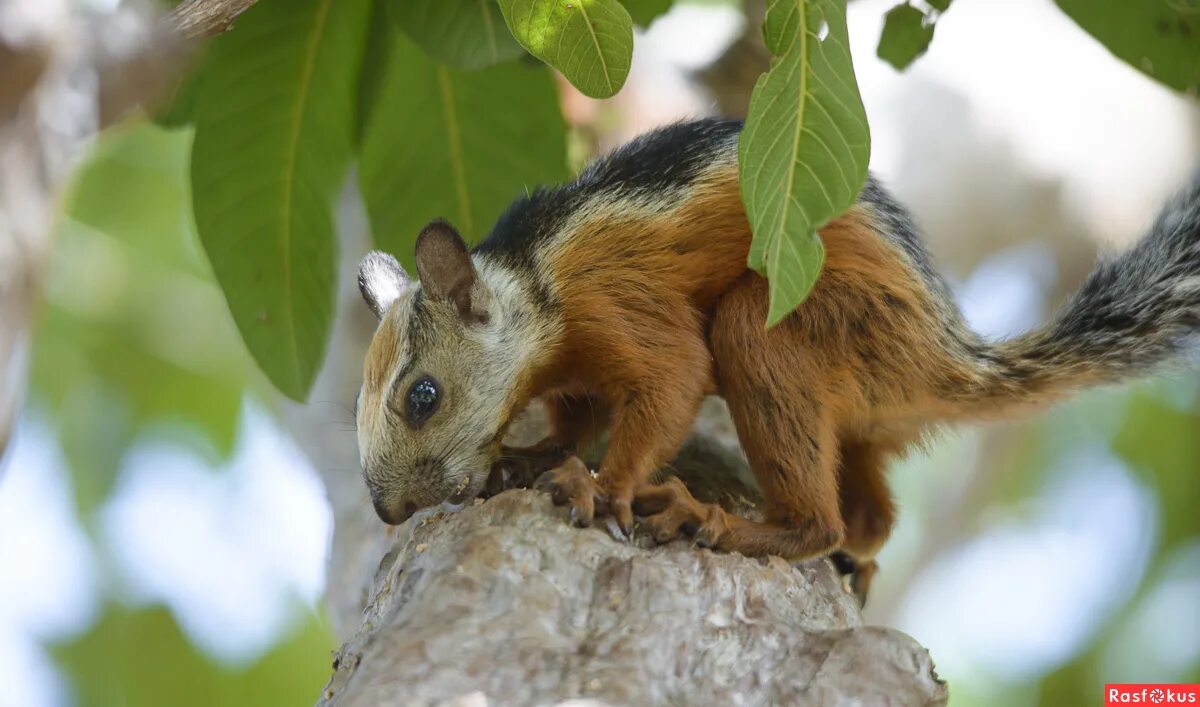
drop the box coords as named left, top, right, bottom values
left=692, top=528, right=718, bottom=549
left=603, top=516, right=630, bottom=542
left=827, top=551, right=877, bottom=607
left=568, top=505, right=592, bottom=528
left=609, top=497, right=634, bottom=540
left=616, top=516, right=634, bottom=541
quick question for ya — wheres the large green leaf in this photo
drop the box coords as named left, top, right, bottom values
left=393, top=0, right=525, bottom=70
left=497, top=0, right=633, bottom=98
left=191, top=0, right=370, bottom=401
left=1056, top=0, right=1200, bottom=94
left=359, top=32, right=569, bottom=266
left=739, top=0, right=870, bottom=326
left=622, top=0, right=674, bottom=27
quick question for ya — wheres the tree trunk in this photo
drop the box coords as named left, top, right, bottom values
left=315, top=404, right=949, bottom=707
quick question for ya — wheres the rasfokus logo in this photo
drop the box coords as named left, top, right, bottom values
left=1106, top=684, right=1200, bottom=705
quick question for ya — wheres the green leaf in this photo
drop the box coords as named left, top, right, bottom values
left=359, top=32, right=569, bottom=265
left=622, top=0, right=674, bottom=27
left=393, top=0, right=525, bottom=70
left=357, top=0, right=392, bottom=145
left=497, top=0, right=634, bottom=98
left=926, top=0, right=951, bottom=11
left=877, top=3, right=934, bottom=71
left=1056, top=0, right=1200, bottom=94
left=739, top=0, right=871, bottom=326
left=190, top=0, right=371, bottom=401
left=155, top=59, right=203, bottom=128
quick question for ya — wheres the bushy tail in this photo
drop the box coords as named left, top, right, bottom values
left=972, top=175, right=1200, bottom=406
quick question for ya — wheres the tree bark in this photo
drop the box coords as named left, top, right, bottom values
left=315, top=403, right=949, bottom=707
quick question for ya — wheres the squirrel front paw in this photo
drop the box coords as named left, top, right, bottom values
left=534, top=456, right=610, bottom=529
left=534, top=458, right=642, bottom=542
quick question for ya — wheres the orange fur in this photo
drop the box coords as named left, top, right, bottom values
left=532, top=188, right=954, bottom=601
left=533, top=165, right=750, bottom=529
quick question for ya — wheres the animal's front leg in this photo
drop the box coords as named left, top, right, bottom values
left=538, top=378, right=706, bottom=536
left=536, top=303, right=711, bottom=536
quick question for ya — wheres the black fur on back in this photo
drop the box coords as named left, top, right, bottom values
left=472, top=120, right=959, bottom=303
left=473, top=119, right=744, bottom=273
left=858, top=176, right=955, bottom=305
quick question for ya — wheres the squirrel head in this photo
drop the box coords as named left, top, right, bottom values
left=355, top=220, right=535, bottom=525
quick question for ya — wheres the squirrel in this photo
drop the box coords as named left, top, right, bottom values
left=354, top=118, right=1200, bottom=605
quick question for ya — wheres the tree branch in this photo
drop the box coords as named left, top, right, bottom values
left=316, top=405, right=950, bottom=705
left=166, top=0, right=261, bottom=39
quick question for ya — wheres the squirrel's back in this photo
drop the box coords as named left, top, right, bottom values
left=472, top=120, right=951, bottom=315
left=471, top=119, right=1200, bottom=423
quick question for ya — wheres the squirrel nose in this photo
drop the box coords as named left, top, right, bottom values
left=372, top=495, right=419, bottom=525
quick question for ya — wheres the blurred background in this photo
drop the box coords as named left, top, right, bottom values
left=1, top=0, right=1198, bottom=705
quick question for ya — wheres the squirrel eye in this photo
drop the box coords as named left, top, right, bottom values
left=405, top=376, right=440, bottom=427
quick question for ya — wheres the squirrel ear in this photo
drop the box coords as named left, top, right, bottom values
left=414, top=219, right=488, bottom=324
left=358, top=250, right=411, bottom=319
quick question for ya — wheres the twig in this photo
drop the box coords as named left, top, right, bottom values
left=166, top=0, right=261, bottom=39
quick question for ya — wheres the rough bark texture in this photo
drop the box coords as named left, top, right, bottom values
left=316, top=403, right=949, bottom=707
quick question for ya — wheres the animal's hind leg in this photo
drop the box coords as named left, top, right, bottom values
left=637, top=274, right=846, bottom=560
left=832, top=441, right=898, bottom=606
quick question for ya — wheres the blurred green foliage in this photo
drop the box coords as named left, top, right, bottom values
left=1037, top=385, right=1200, bottom=705
left=33, top=125, right=253, bottom=512
left=976, top=382, right=1200, bottom=707
left=877, top=3, right=937, bottom=70
left=52, top=607, right=332, bottom=707
left=1055, top=0, right=1200, bottom=94
left=30, top=123, right=335, bottom=705
left=1114, top=390, right=1200, bottom=551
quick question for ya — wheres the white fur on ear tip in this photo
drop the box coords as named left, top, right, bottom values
left=358, top=250, right=410, bottom=318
